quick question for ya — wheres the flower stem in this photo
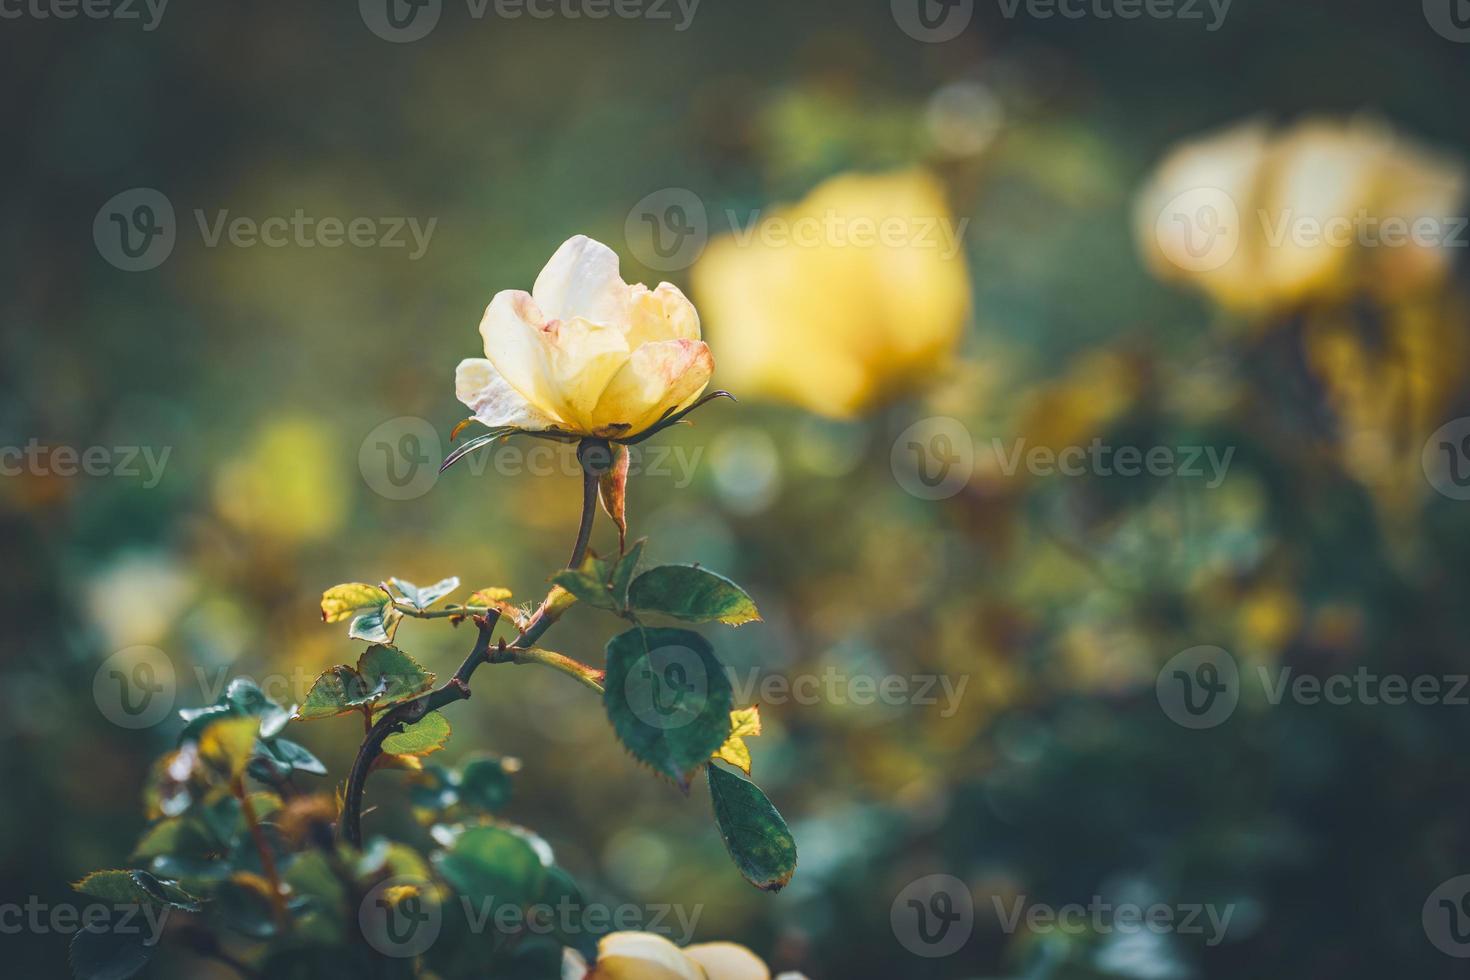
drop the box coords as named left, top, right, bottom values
left=567, top=439, right=603, bottom=569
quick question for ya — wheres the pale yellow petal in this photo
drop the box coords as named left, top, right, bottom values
left=1133, top=119, right=1271, bottom=312
left=591, top=339, right=713, bottom=437
left=479, top=290, right=565, bottom=422
left=455, top=358, right=561, bottom=430
left=1258, top=119, right=1386, bottom=306
left=543, top=316, right=632, bottom=426
left=684, top=943, right=771, bottom=980
left=534, top=235, right=632, bottom=327
left=589, top=932, right=703, bottom=980
left=627, top=282, right=701, bottom=348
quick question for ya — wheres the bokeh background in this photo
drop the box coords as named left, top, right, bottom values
left=6, top=0, right=1470, bottom=977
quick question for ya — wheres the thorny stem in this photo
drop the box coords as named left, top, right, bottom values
left=341, top=440, right=608, bottom=847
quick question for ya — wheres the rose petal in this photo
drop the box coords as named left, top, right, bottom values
left=683, top=943, right=771, bottom=980
left=543, top=316, right=632, bottom=425
left=592, top=339, right=713, bottom=437
left=533, top=235, right=632, bottom=327
left=627, top=282, right=701, bottom=348
left=588, top=932, right=703, bottom=980
left=479, top=290, right=565, bottom=423
left=455, top=358, right=562, bottom=430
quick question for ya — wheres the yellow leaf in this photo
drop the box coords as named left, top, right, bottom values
left=372, top=753, right=426, bottom=774
left=469, top=587, right=513, bottom=604
left=711, top=706, right=762, bottom=775
left=199, top=716, right=260, bottom=781
left=321, top=583, right=389, bottom=623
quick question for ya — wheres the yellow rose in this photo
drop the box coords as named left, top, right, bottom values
left=582, top=932, right=799, bottom=980
left=692, top=169, right=971, bottom=419
left=1136, top=117, right=1464, bottom=315
left=456, top=236, right=714, bottom=439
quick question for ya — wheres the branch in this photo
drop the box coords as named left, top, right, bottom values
left=341, top=614, right=497, bottom=848
left=340, top=441, right=606, bottom=847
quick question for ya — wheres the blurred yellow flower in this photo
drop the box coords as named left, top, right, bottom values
left=214, top=416, right=346, bottom=544
left=457, top=236, right=713, bottom=438
left=693, top=169, right=971, bottom=418
left=582, top=931, right=798, bottom=980
left=1136, top=117, right=1464, bottom=315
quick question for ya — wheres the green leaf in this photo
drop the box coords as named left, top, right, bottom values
left=320, top=583, right=390, bottom=623
left=69, top=920, right=157, bottom=980
left=433, top=826, right=548, bottom=914
left=295, top=646, right=434, bottom=721
left=296, top=666, right=367, bottom=720
left=409, top=756, right=515, bottom=815
left=627, top=566, right=761, bottom=626
left=381, top=711, right=452, bottom=756
left=457, top=757, right=514, bottom=812
left=130, top=819, right=188, bottom=861
left=538, top=865, right=598, bottom=959
left=389, top=576, right=461, bottom=611
left=178, top=677, right=294, bottom=743
left=706, top=765, right=798, bottom=892
left=357, top=644, right=436, bottom=706
left=609, top=539, right=645, bottom=610
left=251, top=738, right=327, bottom=779
left=348, top=604, right=402, bottom=644
left=73, top=870, right=202, bottom=911
left=550, top=555, right=620, bottom=612
left=603, top=627, right=734, bottom=790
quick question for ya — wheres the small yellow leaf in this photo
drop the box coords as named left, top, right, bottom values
left=200, top=716, right=260, bottom=780
left=545, top=585, right=578, bottom=620
left=469, top=587, right=513, bottom=604
left=321, top=583, right=389, bottom=623
left=728, top=705, right=762, bottom=739
left=711, top=706, right=762, bottom=775
left=372, top=753, right=426, bottom=773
